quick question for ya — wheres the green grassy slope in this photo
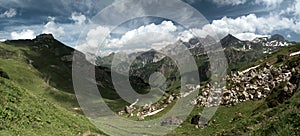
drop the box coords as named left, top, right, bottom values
left=0, top=39, right=78, bottom=111
left=0, top=77, right=103, bottom=135
left=0, top=34, right=299, bottom=136
left=0, top=38, right=105, bottom=135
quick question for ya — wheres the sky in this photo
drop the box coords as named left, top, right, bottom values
left=0, top=0, right=299, bottom=56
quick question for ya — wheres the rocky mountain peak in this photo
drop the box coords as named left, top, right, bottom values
left=220, top=34, right=241, bottom=47
left=36, top=34, right=54, bottom=40
left=269, top=34, right=286, bottom=42
left=34, top=34, right=55, bottom=43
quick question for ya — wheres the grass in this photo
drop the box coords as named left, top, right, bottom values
left=0, top=39, right=299, bottom=135
left=0, top=77, right=104, bottom=135
left=166, top=101, right=264, bottom=136
left=0, top=47, right=79, bottom=111
left=0, top=41, right=105, bottom=135
left=240, top=44, right=300, bottom=71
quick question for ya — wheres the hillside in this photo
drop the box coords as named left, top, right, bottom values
left=0, top=35, right=105, bottom=135
left=169, top=44, right=300, bottom=135
left=107, top=43, right=300, bottom=135
left=0, top=33, right=299, bottom=135
left=0, top=34, right=79, bottom=111
left=0, top=77, right=102, bottom=135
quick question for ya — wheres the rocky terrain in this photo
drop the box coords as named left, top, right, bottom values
left=196, top=63, right=298, bottom=107
left=117, top=44, right=300, bottom=130
left=1, top=33, right=299, bottom=135
left=118, top=61, right=299, bottom=122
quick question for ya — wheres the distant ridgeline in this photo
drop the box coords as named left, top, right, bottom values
left=0, top=33, right=299, bottom=135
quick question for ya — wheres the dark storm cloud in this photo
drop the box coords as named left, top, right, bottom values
left=0, top=0, right=113, bottom=27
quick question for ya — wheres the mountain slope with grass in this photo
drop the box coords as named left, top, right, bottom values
left=0, top=33, right=298, bottom=135
left=0, top=35, right=105, bottom=135
left=0, top=77, right=102, bottom=135
left=169, top=44, right=300, bottom=136
left=0, top=34, right=80, bottom=111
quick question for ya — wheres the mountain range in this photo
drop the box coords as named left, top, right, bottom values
left=96, top=33, right=295, bottom=85
left=0, top=33, right=299, bottom=135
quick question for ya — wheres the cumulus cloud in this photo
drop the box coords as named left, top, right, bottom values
left=0, top=8, right=17, bottom=18
left=76, top=13, right=300, bottom=56
left=233, top=33, right=270, bottom=41
left=210, top=0, right=247, bottom=6
left=77, top=21, right=179, bottom=56
left=42, top=17, right=65, bottom=38
left=178, top=30, right=195, bottom=42
left=188, top=14, right=296, bottom=40
left=11, top=29, right=35, bottom=40
left=107, top=21, right=177, bottom=50
left=254, top=0, right=284, bottom=7
left=1, top=12, right=87, bottom=46
left=76, top=26, right=111, bottom=54
left=71, top=12, right=87, bottom=25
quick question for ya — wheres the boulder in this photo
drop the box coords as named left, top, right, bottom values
left=125, top=106, right=133, bottom=114
left=166, top=95, right=174, bottom=104
left=191, top=115, right=201, bottom=125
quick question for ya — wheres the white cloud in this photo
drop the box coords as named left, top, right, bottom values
left=107, top=21, right=177, bottom=49
left=178, top=30, right=195, bottom=42
left=188, top=14, right=296, bottom=40
left=0, top=8, right=17, bottom=18
left=11, top=29, right=35, bottom=40
left=71, top=12, right=86, bottom=25
left=76, top=26, right=111, bottom=54
left=1, top=13, right=87, bottom=46
left=42, top=17, right=65, bottom=38
left=287, top=34, right=291, bottom=38
left=107, top=21, right=177, bottom=54
left=76, top=21, right=179, bottom=56
left=254, top=0, right=284, bottom=7
left=76, top=13, right=300, bottom=56
left=210, top=0, right=247, bottom=6
left=210, top=0, right=285, bottom=7
left=233, top=33, right=270, bottom=41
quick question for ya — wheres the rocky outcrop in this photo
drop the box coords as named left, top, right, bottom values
left=34, top=34, right=55, bottom=43
left=118, top=62, right=299, bottom=124
left=118, top=94, right=178, bottom=120
left=195, top=64, right=298, bottom=107
left=221, top=34, right=241, bottom=47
